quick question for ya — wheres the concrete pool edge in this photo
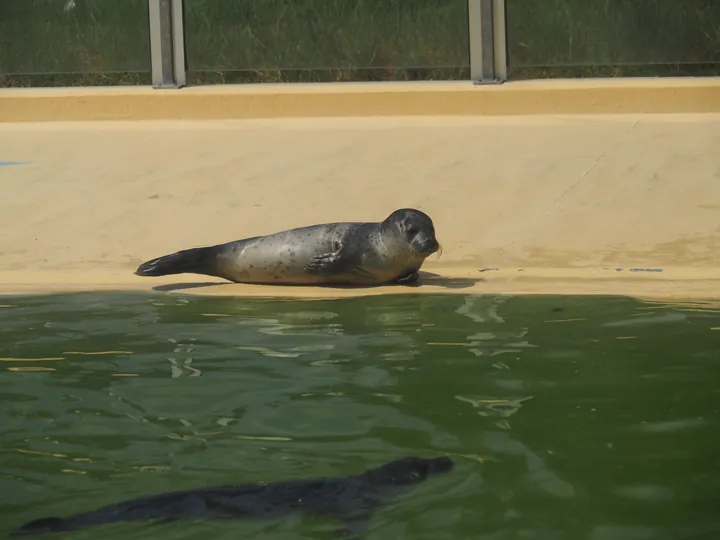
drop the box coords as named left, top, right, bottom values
left=1, top=268, right=719, bottom=304
left=1, top=77, right=720, bottom=122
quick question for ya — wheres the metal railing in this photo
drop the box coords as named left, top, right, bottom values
left=1, top=0, right=717, bottom=87
left=148, top=0, right=187, bottom=88
left=149, top=0, right=507, bottom=88
left=468, top=0, right=507, bottom=84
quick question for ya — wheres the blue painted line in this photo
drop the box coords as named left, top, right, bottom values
left=629, top=268, right=663, bottom=273
left=0, top=161, right=31, bottom=167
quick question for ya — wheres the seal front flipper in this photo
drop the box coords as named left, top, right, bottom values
left=304, top=252, right=349, bottom=275
left=334, top=509, right=374, bottom=539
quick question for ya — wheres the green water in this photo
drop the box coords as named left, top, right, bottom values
left=1, top=292, right=719, bottom=539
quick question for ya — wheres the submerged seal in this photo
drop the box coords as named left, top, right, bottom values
left=11, top=455, right=454, bottom=537
left=134, top=208, right=440, bottom=286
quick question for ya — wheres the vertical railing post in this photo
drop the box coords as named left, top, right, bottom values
left=148, top=0, right=187, bottom=88
left=468, top=0, right=508, bottom=84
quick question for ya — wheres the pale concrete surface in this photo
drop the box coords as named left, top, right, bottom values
left=1, top=78, right=720, bottom=123
left=0, top=114, right=718, bottom=300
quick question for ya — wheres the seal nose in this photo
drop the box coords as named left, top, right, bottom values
left=423, top=238, right=440, bottom=254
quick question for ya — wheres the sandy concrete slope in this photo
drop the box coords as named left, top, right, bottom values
left=0, top=114, right=718, bottom=300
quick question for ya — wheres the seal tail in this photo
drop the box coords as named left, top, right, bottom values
left=11, top=517, right=74, bottom=536
left=135, top=246, right=221, bottom=278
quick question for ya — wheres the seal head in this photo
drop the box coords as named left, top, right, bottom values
left=360, top=455, right=454, bottom=486
left=381, top=208, right=440, bottom=258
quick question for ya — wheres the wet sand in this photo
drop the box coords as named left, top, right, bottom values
left=0, top=114, right=718, bottom=301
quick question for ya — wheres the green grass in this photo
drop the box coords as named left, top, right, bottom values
left=0, top=0, right=718, bottom=87
left=0, top=0, right=150, bottom=77
left=184, top=0, right=469, bottom=71
left=507, top=0, right=720, bottom=78
left=183, top=0, right=470, bottom=83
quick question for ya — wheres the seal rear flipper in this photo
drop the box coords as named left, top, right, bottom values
left=11, top=517, right=72, bottom=536
left=135, top=246, right=222, bottom=279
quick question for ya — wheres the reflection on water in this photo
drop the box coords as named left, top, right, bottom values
left=1, top=292, right=719, bottom=540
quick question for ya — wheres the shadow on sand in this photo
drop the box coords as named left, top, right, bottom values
left=151, top=272, right=484, bottom=293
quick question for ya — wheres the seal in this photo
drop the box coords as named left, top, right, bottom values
left=134, top=208, right=440, bottom=286
left=11, top=455, right=454, bottom=538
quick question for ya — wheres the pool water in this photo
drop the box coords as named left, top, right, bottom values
left=1, top=292, right=719, bottom=539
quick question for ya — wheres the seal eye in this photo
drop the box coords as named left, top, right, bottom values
left=406, top=226, right=418, bottom=236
